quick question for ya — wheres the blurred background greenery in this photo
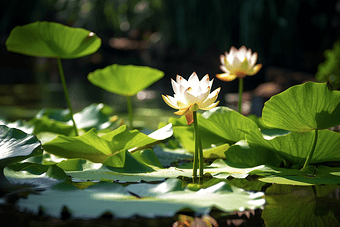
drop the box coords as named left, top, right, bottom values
left=1, top=0, right=340, bottom=121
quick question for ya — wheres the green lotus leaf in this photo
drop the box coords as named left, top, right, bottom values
left=3, top=167, right=64, bottom=193
left=0, top=125, right=42, bottom=167
left=57, top=159, right=85, bottom=171
left=262, top=82, right=340, bottom=132
left=169, top=107, right=257, bottom=151
left=30, top=116, right=76, bottom=136
left=262, top=184, right=340, bottom=227
left=247, top=128, right=340, bottom=166
left=72, top=103, right=114, bottom=131
left=203, top=143, right=229, bottom=159
left=199, top=107, right=259, bottom=142
left=16, top=179, right=265, bottom=219
left=224, top=140, right=283, bottom=168
left=42, top=124, right=172, bottom=167
left=67, top=157, right=268, bottom=183
left=6, top=21, right=101, bottom=59
left=0, top=118, right=34, bottom=134
left=251, top=165, right=340, bottom=186
left=171, top=125, right=228, bottom=151
left=88, top=64, right=164, bottom=96
left=103, top=149, right=155, bottom=173
left=33, top=103, right=114, bottom=135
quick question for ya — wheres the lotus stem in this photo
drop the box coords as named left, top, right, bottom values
left=238, top=77, right=243, bottom=114
left=126, top=96, right=134, bottom=129
left=57, top=58, right=78, bottom=136
left=193, top=111, right=204, bottom=181
left=198, top=134, right=204, bottom=179
left=302, top=129, right=319, bottom=169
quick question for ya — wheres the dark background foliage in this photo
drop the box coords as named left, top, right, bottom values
left=0, top=0, right=340, bottom=114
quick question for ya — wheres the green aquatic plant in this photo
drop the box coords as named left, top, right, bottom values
left=6, top=21, right=102, bottom=136
left=88, top=64, right=164, bottom=129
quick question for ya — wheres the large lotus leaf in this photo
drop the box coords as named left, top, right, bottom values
left=42, top=124, right=172, bottom=166
left=199, top=107, right=260, bottom=142
left=224, top=140, right=283, bottom=168
left=16, top=179, right=265, bottom=219
left=168, top=107, right=256, bottom=151
left=262, top=184, right=340, bottom=227
left=262, top=82, right=340, bottom=132
left=171, top=125, right=228, bottom=151
left=67, top=158, right=265, bottom=182
left=6, top=21, right=101, bottom=59
left=247, top=128, right=340, bottom=166
left=64, top=154, right=340, bottom=185
left=0, top=125, right=42, bottom=167
left=88, top=64, right=164, bottom=96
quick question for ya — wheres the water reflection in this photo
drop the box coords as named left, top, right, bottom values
left=262, top=184, right=340, bottom=227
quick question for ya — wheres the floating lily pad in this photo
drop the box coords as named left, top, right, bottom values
left=66, top=156, right=266, bottom=183
left=88, top=64, right=164, bottom=96
left=6, top=21, right=101, bottom=59
left=262, top=82, right=340, bottom=132
left=16, top=179, right=265, bottom=219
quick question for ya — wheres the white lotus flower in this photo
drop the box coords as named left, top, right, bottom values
left=162, top=72, right=220, bottom=125
left=216, top=45, right=262, bottom=82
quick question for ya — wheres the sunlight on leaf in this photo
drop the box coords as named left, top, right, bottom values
left=42, top=124, right=172, bottom=167
left=88, top=64, right=164, bottom=96
left=0, top=125, right=42, bottom=168
left=16, top=179, right=265, bottom=219
left=247, top=129, right=340, bottom=166
left=6, top=21, right=101, bottom=59
left=263, top=82, right=340, bottom=132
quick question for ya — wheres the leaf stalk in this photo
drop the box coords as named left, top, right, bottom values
left=57, top=58, right=78, bottom=136
left=193, top=111, right=204, bottom=182
left=126, top=96, right=134, bottom=129
left=238, top=77, right=244, bottom=114
left=302, top=129, right=319, bottom=170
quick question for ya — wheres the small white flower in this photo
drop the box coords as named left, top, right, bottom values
left=217, top=45, right=262, bottom=81
left=162, top=72, right=220, bottom=124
